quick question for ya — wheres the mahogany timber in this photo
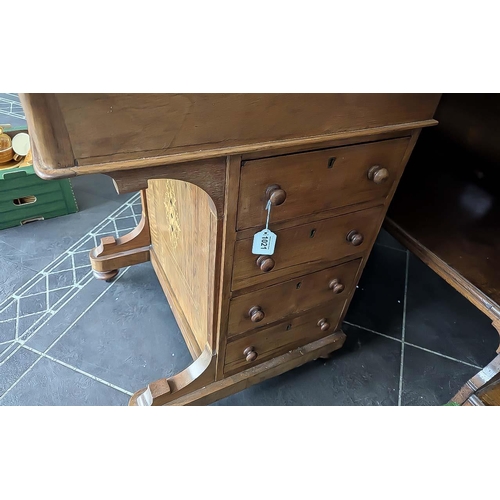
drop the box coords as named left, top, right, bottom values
left=232, top=205, right=385, bottom=291
left=238, top=138, right=409, bottom=230
left=19, top=94, right=440, bottom=179
left=131, top=344, right=217, bottom=406
left=89, top=190, right=151, bottom=279
left=477, top=378, right=500, bottom=406
left=227, top=259, right=361, bottom=336
left=214, top=156, right=242, bottom=380
left=130, top=331, right=347, bottom=406
left=19, top=94, right=440, bottom=406
left=224, top=302, right=346, bottom=375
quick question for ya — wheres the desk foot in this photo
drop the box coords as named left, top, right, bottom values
left=317, top=351, right=337, bottom=360
left=93, top=269, right=119, bottom=282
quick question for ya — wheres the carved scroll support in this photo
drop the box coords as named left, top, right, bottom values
left=89, top=190, right=151, bottom=281
left=129, top=344, right=217, bottom=406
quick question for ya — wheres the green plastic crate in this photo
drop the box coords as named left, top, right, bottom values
left=0, top=165, right=78, bottom=230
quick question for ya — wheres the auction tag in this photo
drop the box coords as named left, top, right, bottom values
left=252, top=229, right=277, bottom=255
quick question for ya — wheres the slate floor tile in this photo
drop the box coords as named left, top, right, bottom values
left=45, top=263, right=192, bottom=393
left=48, top=270, right=76, bottom=289
left=215, top=324, right=401, bottom=405
left=115, top=217, right=136, bottom=231
left=0, top=300, right=17, bottom=322
left=18, top=293, right=47, bottom=316
left=25, top=276, right=111, bottom=352
left=401, top=344, right=480, bottom=406
left=344, top=245, right=406, bottom=339
left=0, top=257, right=36, bottom=304
left=0, top=355, right=129, bottom=406
left=0, top=341, right=14, bottom=356
left=375, top=227, right=405, bottom=251
left=0, top=346, right=39, bottom=396
left=405, top=255, right=499, bottom=367
left=72, top=251, right=92, bottom=268
left=1, top=318, right=17, bottom=345
left=17, top=312, right=47, bottom=340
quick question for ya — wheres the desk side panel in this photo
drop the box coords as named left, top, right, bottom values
left=147, top=178, right=217, bottom=355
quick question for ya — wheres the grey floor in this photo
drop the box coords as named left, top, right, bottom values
left=1, top=94, right=498, bottom=405
left=0, top=93, right=26, bottom=128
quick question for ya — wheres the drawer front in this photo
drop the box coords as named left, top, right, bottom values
left=228, top=258, right=361, bottom=336
left=237, top=137, right=409, bottom=230
left=224, top=302, right=345, bottom=375
left=232, top=205, right=384, bottom=290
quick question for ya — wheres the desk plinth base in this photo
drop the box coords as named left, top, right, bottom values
left=128, top=330, right=346, bottom=406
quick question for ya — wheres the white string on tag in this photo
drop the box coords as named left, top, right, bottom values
left=265, top=199, right=271, bottom=230
left=252, top=198, right=277, bottom=255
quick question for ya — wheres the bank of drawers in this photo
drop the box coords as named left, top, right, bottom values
left=224, top=137, right=409, bottom=374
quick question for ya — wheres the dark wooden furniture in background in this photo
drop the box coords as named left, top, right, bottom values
left=20, top=94, right=440, bottom=405
left=385, top=94, right=500, bottom=406
left=452, top=354, right=500, bottom=406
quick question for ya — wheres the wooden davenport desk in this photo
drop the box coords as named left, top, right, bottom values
left=20, top=94, right=440, bottom=405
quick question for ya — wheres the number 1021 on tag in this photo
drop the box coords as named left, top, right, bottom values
left=252, top=229, right=277, bottom=255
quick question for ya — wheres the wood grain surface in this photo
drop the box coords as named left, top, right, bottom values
left=238, top=137, right=409, bottom=230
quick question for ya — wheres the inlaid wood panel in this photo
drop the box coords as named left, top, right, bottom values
left=148, top=179, right=218, bottom=353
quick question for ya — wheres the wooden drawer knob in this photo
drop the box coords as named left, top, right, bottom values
left=317, top=319, right=330, bottom=332
left=243, top=346, right=258, bottom=362
left=256, top=255, right=275, bottom=272
left=249, top=306, right=265, bottom=322
left=346, top=230, right=364, bottom=246
left=266, top=184, right=287, bottom=206
left=367, top=165, right=389, bottom=184
left=329, top=279, right=345, bottom=294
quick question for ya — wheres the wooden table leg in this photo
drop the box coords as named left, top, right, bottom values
left=90, top=190, right=151, bottom=281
